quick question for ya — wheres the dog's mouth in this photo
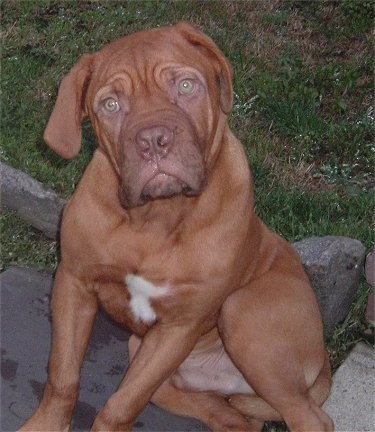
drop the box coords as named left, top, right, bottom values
left=141, top=172, right=197, bottom=201
left=119, top=167, right=206, bottom=209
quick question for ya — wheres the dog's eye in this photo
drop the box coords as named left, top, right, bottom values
left=178, top=79, right=196, bottom=95
left=103, top=98, right=120, bottom=113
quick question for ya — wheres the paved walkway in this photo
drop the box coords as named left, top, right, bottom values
left=1, top=267, right=208, bottom=432
left=1, top=267, right=374, bottom=431
left=323, top=343, right=374, bottom=431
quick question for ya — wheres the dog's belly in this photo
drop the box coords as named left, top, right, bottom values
left=173, top=340, right=255, bottom=396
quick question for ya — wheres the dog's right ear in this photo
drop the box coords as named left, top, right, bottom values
left=175, top=22, right=233, bottom=115
left=44, top=54, right=94, bottom=159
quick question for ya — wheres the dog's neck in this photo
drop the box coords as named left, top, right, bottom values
left=125, top=194, right=197, bottom=235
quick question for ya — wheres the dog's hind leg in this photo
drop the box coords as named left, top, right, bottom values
left=218, top=246, right=334, bottom=432
left=228, top=352, right=332, bottom=423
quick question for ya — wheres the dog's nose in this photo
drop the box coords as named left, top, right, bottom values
left=135, top=125, right=174, bottom=159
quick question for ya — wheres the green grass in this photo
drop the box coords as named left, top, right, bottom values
left=0, top=212, right=59, bottom=270
left=255, top=186, right=373, bottom=243
left=1, top=2, right=374, bottom=428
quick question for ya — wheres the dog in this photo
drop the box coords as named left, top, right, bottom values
left=20, top=22, right=333, bottom=431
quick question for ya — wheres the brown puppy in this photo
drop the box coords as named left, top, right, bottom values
left=21, top=22, right=333, bottom=432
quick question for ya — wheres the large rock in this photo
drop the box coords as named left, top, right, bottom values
left=293, top=236, right=366, bottom=335
left=0, top=162, right=66, bottom=239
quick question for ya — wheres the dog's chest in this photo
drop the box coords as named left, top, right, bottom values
left=125, top=274, right=169, bottom=324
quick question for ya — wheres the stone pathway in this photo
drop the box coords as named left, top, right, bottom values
left=1, top=267, right=208, bottom=432
left=323, top=343, right=374, bottom=432
left=2, top=267, right=374, bottom=431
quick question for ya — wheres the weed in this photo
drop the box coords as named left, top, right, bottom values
left=339, top=0, right=374, bottom=35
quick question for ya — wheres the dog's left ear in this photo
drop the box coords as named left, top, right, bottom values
left=44, top=54, right=94, bottom=159
left=175, top=22, right=234, bottom=114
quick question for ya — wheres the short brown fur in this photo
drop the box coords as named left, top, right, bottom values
left=21, top=23, right=333, bottom=432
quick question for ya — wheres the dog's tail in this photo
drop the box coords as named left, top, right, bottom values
left=227, top=353, right=332, bottom=421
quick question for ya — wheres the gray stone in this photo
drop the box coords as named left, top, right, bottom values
left=293, top=236, right=366, bottom=335
left=0, top=162, right=66, bottom=239
left=324, top=343, right=375, bottom=432
left=365, top=249, right=374, bottom=286
left=0, top=267, right=209, bottom=432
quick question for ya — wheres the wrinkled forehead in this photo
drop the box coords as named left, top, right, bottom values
left=90, top=27, right=216, bottom=89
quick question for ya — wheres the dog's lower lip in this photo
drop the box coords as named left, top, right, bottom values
left=137, top=172, right=195, bottom=202
left=144, top=172, right=189, bottom=191
left=146, top=172, right=174, bottom=184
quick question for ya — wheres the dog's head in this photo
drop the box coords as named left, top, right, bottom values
left=44, top=22, right=233, bottom=208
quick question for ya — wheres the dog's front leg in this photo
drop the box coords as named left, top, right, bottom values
left=91, top=321, right=203, bottom=431
left=20, top=265, right=98, bottom=432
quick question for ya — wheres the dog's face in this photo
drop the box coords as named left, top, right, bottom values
left=89, top=32, right=212, bottom=208
left=44, top=23, right=233, bottom=208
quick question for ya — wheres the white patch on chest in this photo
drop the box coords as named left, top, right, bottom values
left=125, top=274, right=169, bottom=324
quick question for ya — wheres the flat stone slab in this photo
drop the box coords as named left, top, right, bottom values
left=2, top=267, right=374, bottom=432
left=1, top=267, right=208, bottom=431
left=324, top=343, right=375, bottom=432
